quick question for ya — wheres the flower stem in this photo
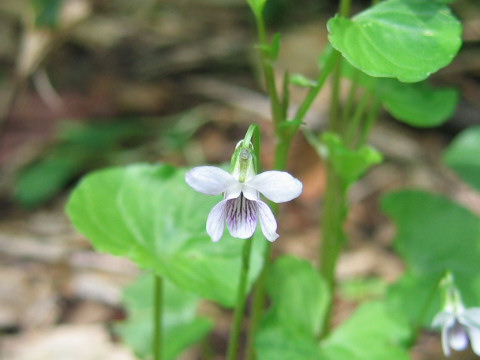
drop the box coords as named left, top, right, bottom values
left=318, top=0, right=352, bottom=338
left=409, top=274, right=443, bottom=346
left=226, top=236, right=254, bottom=360
left=245, top=240, right=272, bottom=360
left=319, top=164, right=347, bottom=338
left=153, top=274, right=163, bottom=360
left=245, top=135, right=290, bottom=360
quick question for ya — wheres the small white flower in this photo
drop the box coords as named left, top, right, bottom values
left=185, top=162, right=302, bottom=242
left=432, top=304, right=480, bottom=357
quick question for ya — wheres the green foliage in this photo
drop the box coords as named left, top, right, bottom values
left=31, top=0, right=63, bottom=28
left=116, top=274, right=211, bottom=360
left=319, top=49, right=458, bottom=127
left=290, top=74, right=318, bottom=88
left=246, top=0, right=268, bottom=18
left=382, top=190, right=480, bottom=323
left=257, top=33, right=281, bottom=62
left=15, top=120, right=142, bottom=208
left=327, top=0, right=461, bottom=82
left=379, top=80, right=458, bottom=127
left=443, top=126, right=480, bottom=192
left=321, top=302, right=411, bottom=360
left=66, top=164, right=266, bottom=307
left=255, top=256, right=328, bottom=360
left=321, top=132, right=383, bottom=186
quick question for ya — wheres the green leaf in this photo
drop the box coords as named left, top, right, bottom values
left=257, top=33, right=281, bottom=62
left=382, top=190, right=480, bottom=321
left=322, top=47, right=459, bottom=127
left=246, top=0, right=268, bottom=17
left=31, top=0, right=63, bottom=28
left=66, top=164, right=266, bottom=307
left=116, top=274, right=211, bottom=360
left=443, top=126, right=480, bottom=192
left=379, top=80, right=458, bottom=127
left=327, top=0, right=462, bottom=82
left=322, top=302, right=411, bottom=360
left=321, top=132, right=383, bottom=185
left=255, top=256, right=328, bottom=360
left=15, top=155, right=82, bottom=208
left=290, top=74, right=318, bottom=88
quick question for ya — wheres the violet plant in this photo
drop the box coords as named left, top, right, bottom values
left=64, top=0, right=480, bottom=359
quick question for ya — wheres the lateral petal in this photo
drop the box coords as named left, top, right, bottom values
left=206, top=200, right=227, bottom=242
left=257, top=200, right=279, bottom=242
left=247, top=171, right=302, bottom=203
left=185, top=166, right=237, bottom=195
left=467, top=326, right=480, bottom=356
left=225, top=196, right=257, bottom=239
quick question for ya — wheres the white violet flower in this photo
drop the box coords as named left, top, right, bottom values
left=185, top=147, right=302, bottom=242
left=432, top=274, right=480, bottom=357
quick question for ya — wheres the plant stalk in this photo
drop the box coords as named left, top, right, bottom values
left=153, top=275, right=163, bottom=360
left=227, top=237, right=254, bottom=360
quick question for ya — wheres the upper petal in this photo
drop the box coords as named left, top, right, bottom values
left=432, top=311, right=455, bottom=328
left=257, top=200, right=279, bottom=242
left=225, top=196, right=258, bottom=239
left=206, top=200, right=227, bottom=242
left=246, top=171, right=302, bottom=203
left=185, top=166, right=237, bottom=195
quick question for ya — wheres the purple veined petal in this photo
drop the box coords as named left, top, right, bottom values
left=206, top=200, right=227, bottom=242
left=225, top=196, right=257, bottom=239
left=466, top=325, right=480, bottom=356
left=185, top=166, right=237, bottom=195
left=246, top=171, right=302, bottom=203
left=257, top=200, right=279, bottom=242
left=448, top=321, right=469, bottom=351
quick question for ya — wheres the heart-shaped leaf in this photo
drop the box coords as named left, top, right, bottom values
left=255, top=256, right=329, bottom=359
left=328, top=0, right=462, bottom=82
left=66, top=164, right=266, bottom=307
left=321, top=302, right=411, bottom=360
left=382, top=190, right=480, bottom=322
left=443, top=126, right=480, bottom=192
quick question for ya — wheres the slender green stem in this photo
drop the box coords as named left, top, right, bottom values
left=254, top=14, right=282, bottom=126
left=339, top=0, right=352, bottom=17
left=227, top=237, right=254, bottom=360
left=245, top=241, right=272, bottom=360
left=409, top=274, right=443, bottom=347
left=359, top=96, right=381, bottom=146
left=293, top=50, right=337, bottom=126
left=318, top=0, right=353, bottom=338
left=341, top=69, right=360, bottom=126
left=319, top=164, right=347, bottom=338
left=345, top=89, right=371, bottom=146
left=245, top=136, right=290, bottom=360
left=153, top=275, right=163, bottom=360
